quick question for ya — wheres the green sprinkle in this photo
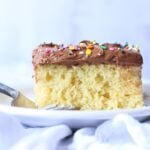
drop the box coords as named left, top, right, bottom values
left=124, top=42, right=128, bottom=47
left=100, top=45, right=107, bottom=50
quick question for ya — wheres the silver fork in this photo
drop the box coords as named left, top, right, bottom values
left=0, top=82, right=74, bottom=110
left=41, top=104, right=76, bottom=110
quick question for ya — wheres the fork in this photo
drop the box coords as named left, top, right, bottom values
left=0, top=82, right=36, bottom=108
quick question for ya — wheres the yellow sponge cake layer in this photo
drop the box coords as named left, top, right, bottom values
left=34, top=64, right=143, bottom=110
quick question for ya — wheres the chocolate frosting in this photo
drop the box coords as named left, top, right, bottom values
left=32, top=40, right=143, bottom=67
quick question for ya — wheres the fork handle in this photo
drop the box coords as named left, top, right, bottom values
left=0, top=82, right=19, bottom=99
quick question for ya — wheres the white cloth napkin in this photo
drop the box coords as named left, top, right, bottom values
left=0, top=113, right=150, bottom=150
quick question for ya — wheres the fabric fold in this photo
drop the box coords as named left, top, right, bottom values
left=0, top=112, right=150, bottom=150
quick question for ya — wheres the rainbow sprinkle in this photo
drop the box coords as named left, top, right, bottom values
left=133, top=45, right=140, bottom=52
left=109, top=47, right=115, bottom=51
left=100, top=45, right=107, bottom=50
left=45, top=48, right=51, bottom=55
left=69, top=45, right=75, bottom=50
left=92, top=40, right=96, bottom=44
left=87, top=44, right=94, bottom=49
left=79, top=43, right=87, bottom=47
left=124, top=42, right=128, bottom=47
left=86, top=49, right=92, bottom=56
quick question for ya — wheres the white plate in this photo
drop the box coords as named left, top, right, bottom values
left=0, top=81, right=150, bottom=128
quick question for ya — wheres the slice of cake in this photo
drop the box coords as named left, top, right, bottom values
left=32, top=40, right=143, bottom=110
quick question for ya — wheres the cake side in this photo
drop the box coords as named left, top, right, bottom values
left=34, top=64, right=143, bottom=109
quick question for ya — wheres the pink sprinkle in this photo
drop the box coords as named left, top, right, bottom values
left=109, top=47, right=115, bottom=51
left=45, top=48, right=51, bottom=55
left=77, top=46, right=80, bottom=50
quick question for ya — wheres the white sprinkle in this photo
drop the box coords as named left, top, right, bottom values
left=132, top=45, right=140, bottom=52
left=128, top=45, right=133, bottom=50
left=79, top=51, right=84, bottom=54
left=79, top=43, right=87, bottom=47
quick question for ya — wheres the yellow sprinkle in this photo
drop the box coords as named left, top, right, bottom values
left=69, top=46, right=75, bottom=50
left=86, top=49, right=92, bottom=55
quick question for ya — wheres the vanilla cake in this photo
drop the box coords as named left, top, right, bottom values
left=32, top=40, right=143, bottom=110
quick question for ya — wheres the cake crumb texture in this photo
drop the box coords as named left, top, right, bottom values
left=34, top=64, right=143, bottom=110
